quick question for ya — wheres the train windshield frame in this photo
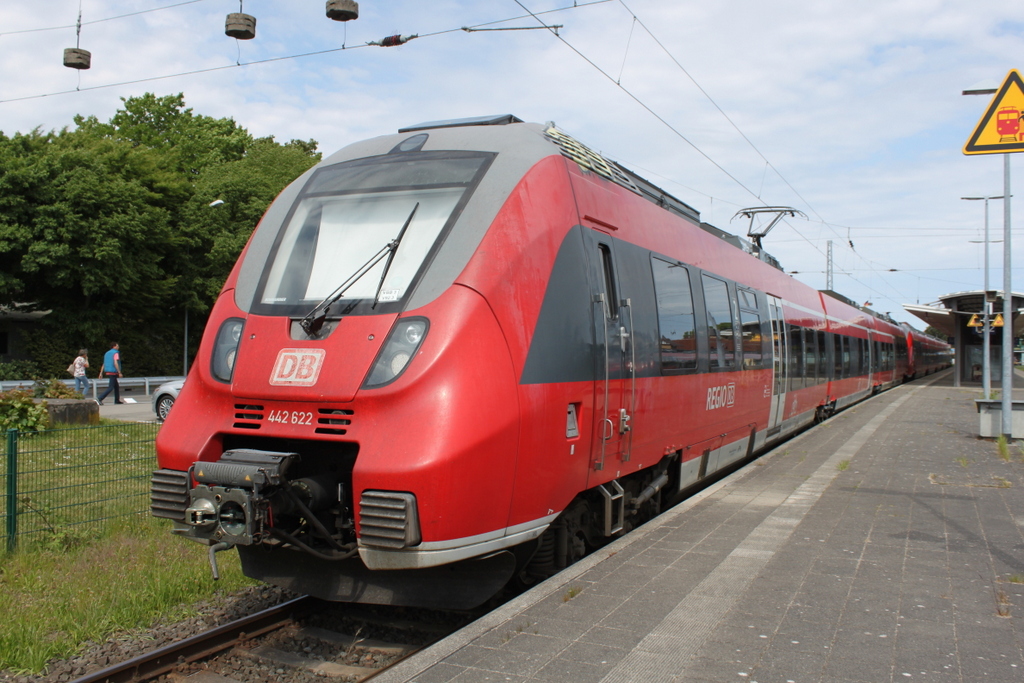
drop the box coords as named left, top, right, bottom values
left=252, top=150, right=495, bottom=317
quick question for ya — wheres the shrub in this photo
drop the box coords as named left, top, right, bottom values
left=0, top=360, right=41, bottom=381
left=0, top=389, right=51, bottom=432
left=32, top=378, right=80, bottom=400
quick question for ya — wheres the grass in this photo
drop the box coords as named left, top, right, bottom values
left=6, top=422, right=160, bottom=542
left=0, top=515, right=255, bottom=674
left=562, top=586, right=582, bottom=602
left=996, top=435, right=1011, bottom=462
left=995, top=589, right=1012, bottom=617
left=836, top=460, right=850, bottom=472
left=0, top=422, right=256, bottom=674
left=955, top=456, right=970, bottom=468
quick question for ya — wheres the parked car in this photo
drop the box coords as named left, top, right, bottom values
left=152, top=379, right=184, bottom=421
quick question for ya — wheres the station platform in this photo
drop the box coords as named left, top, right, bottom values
left=375, top=368, right=1024, bottom=683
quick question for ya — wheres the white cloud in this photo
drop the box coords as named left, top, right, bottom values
left=1, top=0, right=1022, bottom=323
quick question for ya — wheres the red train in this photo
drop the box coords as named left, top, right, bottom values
left=151, top=116, right=950, bottom=608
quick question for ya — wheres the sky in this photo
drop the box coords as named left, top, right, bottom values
left=1, top=0, right=1023, bottom=328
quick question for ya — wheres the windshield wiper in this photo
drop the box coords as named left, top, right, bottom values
left=299, top=203, right=420, bottom=337
left=372, top=202, right=418, bottom=309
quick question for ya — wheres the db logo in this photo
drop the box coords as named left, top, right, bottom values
left=706, top=382, right=736, bottom=411
left=270, top=348, right=325, bottom=386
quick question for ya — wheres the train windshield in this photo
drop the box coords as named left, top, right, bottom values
left=256, top=152, right=492, bottom=314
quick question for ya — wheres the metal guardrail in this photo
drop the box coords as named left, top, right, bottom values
left=0, top=376, right=185, bottom=399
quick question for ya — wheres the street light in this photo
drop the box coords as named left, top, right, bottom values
left=962, top=195, right=1005, bottom=398
left=182, top=199, right=228, bottom=375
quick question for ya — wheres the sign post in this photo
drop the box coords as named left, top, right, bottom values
left=964, top=69, right=1021, bottom=438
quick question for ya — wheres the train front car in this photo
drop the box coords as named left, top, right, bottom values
left=152, top=117, right=570, bottom=609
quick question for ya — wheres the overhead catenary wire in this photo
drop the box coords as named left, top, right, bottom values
left=511, top=0, right=927, bottom=306
left=605, top=1, right=929, bottom=309
left=0, top=1, right=613, bottom=105
left=0, top=0, right=950, bottom=313
left=511, top=0, right=764, bottom=210
left=0, top=0, right=210, bottom=37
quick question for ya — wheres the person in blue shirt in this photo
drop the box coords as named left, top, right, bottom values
left=97, top=342, right=123, bottom=405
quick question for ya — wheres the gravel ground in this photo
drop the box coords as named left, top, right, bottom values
left=0, top=585, right=297, bottom=683
left=0, top=587, right=477, bottom=683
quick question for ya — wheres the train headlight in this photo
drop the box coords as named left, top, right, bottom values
left=389, top=351, right=412, bottom=375
left=363, top=317, right=429, bottom=388
left=212, top=318, right=245, bottom=383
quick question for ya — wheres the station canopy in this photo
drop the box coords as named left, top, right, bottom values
left=904, top=290, right=1024, bottom=337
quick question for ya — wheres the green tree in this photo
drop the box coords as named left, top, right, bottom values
left=174, top=136, right=320, bottom=313
left=74, top=93, right=250, bottom=175
left=0, top=94, right=320, bottom=377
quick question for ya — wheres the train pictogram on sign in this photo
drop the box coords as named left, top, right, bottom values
left=996, top=107, right=1022, bottom=142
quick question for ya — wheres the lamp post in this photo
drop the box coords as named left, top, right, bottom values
left=185, top=199, right=228, bottom=376
left=962, top=195, right=1004, bottom=398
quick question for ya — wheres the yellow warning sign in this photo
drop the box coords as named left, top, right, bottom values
left=968, top=313, right=1003, bottom=327
left=964, top=70, right=1024, bottom=155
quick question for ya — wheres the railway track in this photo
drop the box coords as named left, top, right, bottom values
left=70, top=596, right=473, bottom=683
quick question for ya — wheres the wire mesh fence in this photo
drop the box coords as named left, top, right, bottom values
left=2, top=423, right=160, bottom=551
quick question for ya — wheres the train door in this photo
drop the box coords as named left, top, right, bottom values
left=586, top=230, right=635, bottom=476
left=767, top=295, right=787, bottom=435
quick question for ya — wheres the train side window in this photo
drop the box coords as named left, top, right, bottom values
left=652, top=258, right=697, bottom=372
left=598, top=244, right=617, bottom=320
left=701, top=274, right=735, bottom=369
left=834, top=334, right=844, bottom=379
left=819, top=331, right=827, bottom=385
left=805, top=328, right=818, bottom=384
left=817, top=330, right=827, bottom=384
left=843, top=337, right=852, bottom=377
left=737, top=287, right=762, bottom=369
left=788, top=324, right=804, bottom=391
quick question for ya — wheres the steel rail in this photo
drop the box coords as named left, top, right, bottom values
left=70, top=595, right=323, bottom=683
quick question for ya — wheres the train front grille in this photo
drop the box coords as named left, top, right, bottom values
left=316, top=408, right=354, bottom=435
left=358, top=491, right=421, bottom=548
left=233, top=404, right=265, bottom=430
left=150, top=469, right=190, bottom=521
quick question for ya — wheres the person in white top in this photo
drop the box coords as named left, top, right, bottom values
left=70, top=349, right=90, bottom=396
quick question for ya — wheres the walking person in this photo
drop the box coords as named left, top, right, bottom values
left=97, top=342, right=123, bottom=405
left=69, top=349, right=90, bottom=396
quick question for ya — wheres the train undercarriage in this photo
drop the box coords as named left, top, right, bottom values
left=152, top=440, right=683, bottom=610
